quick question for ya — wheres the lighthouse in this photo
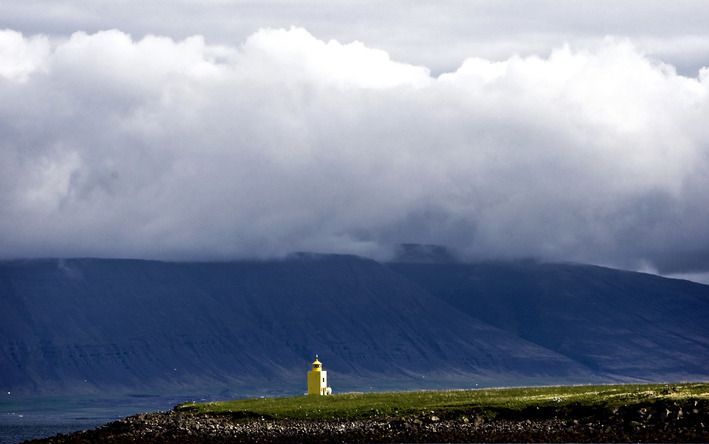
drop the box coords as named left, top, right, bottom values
left=307, top=355, right=332, bottom=395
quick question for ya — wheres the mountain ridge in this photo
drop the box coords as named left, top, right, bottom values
left=1, top=255, right=707, bottom=396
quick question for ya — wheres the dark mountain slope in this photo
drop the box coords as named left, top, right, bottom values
left=389, top=261, right=709, bottom=380
left=0, top=256, right=588, bottom=396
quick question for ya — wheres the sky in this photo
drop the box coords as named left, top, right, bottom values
left=1, top=1, right=709, bottom=281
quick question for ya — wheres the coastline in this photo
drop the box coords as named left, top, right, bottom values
left=26, top=397, right=708, bottom=443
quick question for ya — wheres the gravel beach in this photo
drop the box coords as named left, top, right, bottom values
left=26, top=398, right=708, bottom=443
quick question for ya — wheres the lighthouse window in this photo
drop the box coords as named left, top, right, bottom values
left=322, top=378, right=325, bottom=382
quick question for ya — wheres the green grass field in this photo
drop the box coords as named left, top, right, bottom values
left=176, top=382, right=709, bottom=420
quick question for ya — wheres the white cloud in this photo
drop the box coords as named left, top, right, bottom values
left=0, top=29, right=49, bottom=81
left=1, top=28, right=708, bottom=274
left=3, top=1, right=709, bottom=75
left=242, top=28, right=431, bottom=89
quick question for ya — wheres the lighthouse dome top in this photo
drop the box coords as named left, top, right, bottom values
left=311, top=355, right=322, bottom=369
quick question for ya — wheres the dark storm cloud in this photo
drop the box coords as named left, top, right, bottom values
left=1, top=22, right=709, bottom=276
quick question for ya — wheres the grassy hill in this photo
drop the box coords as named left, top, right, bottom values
left=176, top=382, right=709, bottom=420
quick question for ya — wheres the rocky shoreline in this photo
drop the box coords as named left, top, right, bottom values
left=28, top=398, right=708, bottom=443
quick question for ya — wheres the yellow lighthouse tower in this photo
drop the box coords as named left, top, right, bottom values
left=307, top=355, right=332, bottom=395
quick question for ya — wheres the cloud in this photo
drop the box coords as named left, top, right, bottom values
left=0, top=29, right=49, bottom=81
left=1, top=27, right=709, bottom=274
left=3, top=1, right=709, bottom=75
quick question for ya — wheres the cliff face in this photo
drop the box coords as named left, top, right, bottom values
left=389, top=261, right=709, bottom=379
left=1, top=255, right=708, bottom=395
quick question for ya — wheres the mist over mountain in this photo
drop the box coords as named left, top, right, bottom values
left=2, top=27, right=709, bottom=279
left=1, top=255, right=708, bottom=397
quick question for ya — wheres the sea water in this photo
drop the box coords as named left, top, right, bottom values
left=0, top=394, right=199, bottom=444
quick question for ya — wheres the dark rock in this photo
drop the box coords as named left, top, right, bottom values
left=24, top=398, right=709, bottom=443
